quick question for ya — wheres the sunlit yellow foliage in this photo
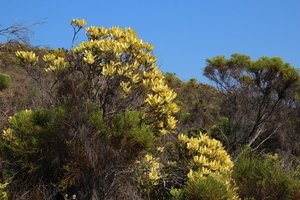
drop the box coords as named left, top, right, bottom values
left=15, top=24, right=180, bottom=195
left=178, top=133, right=234, bottom=178
left=156, top=146, right=164, bottom=153
left=15, top=51, right=38, bottom=64
left=70, top=18, right=87, bottom=28
left=0, top=182, right=8, bottom=200
left=176, top=133, right=238, bottom=199
left=2, top=128, right=14, bottom=141
left=138, top=153, right=161, bottom=183
left=178, top=133, right=189, bottom=143
left=83, top=50, right=96, bottom=64
left=15, top=19, right=179, bottom=136
left=14, top=21, right=181, bottom=197
left=74, top=19, right=179, bottom=134
left=43, top=54, right=68, bottom=72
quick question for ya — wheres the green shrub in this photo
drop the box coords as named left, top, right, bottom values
left=0, top=182, right=9, bottom=200
left=171, top=173, right=237, bottom=200
left=233, top=147, right=298, bottom=200
left=0, top=107, right=67, bottom=189
left=89, top=108, right=155, bottom=150
left=0, top=73, right=11, bottom=90
left=289, top=180, right=300, bottom=200
left=111, top=110, right=154, bottom=149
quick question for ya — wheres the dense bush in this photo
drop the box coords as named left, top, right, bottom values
left=1, top=19, right=180, bottom=199
left=233, top=147, right=300, bottom=200
left=0, top=73, right=11, bottom=90
left=1, top=18, right=299, bottom=200
left=0, top=107, right=67, bottom=198
left=168, top=133, right=238, bottom=200
left=171, top=173, right=237, bottom=200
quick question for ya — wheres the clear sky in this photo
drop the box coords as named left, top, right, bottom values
left=1, top=0, right=299, bottom=81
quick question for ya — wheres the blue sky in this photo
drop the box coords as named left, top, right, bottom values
left=1, top=0, right=299, bottom=81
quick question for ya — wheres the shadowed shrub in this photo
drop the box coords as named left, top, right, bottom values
left=233, top=147, right=300, bottom=200
left=0, top=73, right=11, bottom=90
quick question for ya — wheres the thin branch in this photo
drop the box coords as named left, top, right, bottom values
left=251, top=126, right=280, bottom=151
left=0, top=20, right=46, bottom=42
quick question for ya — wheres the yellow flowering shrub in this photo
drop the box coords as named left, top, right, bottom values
left=13, top=19, right=179, bottom=199
left=171, top=132, right=238, bottom=199
left=15, top=51, right=38, bottom=64
left=43, top=54, right=68, bottom=72
left=15, top=19, right=179, bottom=137
left=179, top=133, right=233, bottom=177
left=135, top=153, right=163, bottom=198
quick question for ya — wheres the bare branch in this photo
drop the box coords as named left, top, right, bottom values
left=0, top=20, right=46, bottom=43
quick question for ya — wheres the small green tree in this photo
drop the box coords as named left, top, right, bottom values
left=0, top=73, right=11, bottom=90
left=204, top=54, right=299, bottom=151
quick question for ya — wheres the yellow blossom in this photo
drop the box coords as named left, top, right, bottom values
left=148, top=169, right=159, bottom=181
left=156, top=147, right=164, bottom=153
left=45, top=57, right=68, bottom=72
left=159, top=128, right=169, bottom=135
left=183, top=133, right=234, bottom=178
left=71, top=18, right=86, bottom=28
left=145, top=154, right=153, bottom=162
left=178, top=133, right=189, bottom=143
left=200, top=167, right=211, bottom=175
left=193, top=155, right=207, bottom=166
left=16, top=51, right=38, bottom=64
left=83, top=50, right=95, bottom=64
left=187, top=138, right=199, bottom=151
left=167, top=116, right=177, bottom=129
left=120, top=81, right=131, bottom=93
left=2, top=128, right=14, bottom=140
left=187, top=169, right=194, bottom=180
left=43, top=53, right=56, bottom=62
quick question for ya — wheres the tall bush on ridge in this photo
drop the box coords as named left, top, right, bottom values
left=204, top=54, right=299, bottom=152
left=1, top=19, right=238, bottom=200
left=1, top=19, right=180, bottom=199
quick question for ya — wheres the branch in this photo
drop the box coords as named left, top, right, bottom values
left=251, top=126, right=280, bottom=151
left=0, top=20, right=46, bottom=43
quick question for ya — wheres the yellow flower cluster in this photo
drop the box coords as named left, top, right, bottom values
left=70, top=18, right=86, bottom=28
left=0, top=182, right=8, bottom=200
left=156, top=146, right=164, bottom=153
left=83, top=50, right=96, bottom=64
left=178, top=133, right=189, bottom=143
left=73, top=25, right=154, bottom=88
left=143, top=154, right=161, bottom=182
left=2, top=128, right=14, bottom=141
left=1, top=110, right=31, bottom=145
left=15, top=19, right=179, bottom=136
left=178, top=133, right=233, bottom=178
left=43, top=54, right=68, bottom=72
left=120, top=81, right=131, bottom=94
left=74, top=20, right=179, bottom=134
left=15, top=51, right=38, bottom=64
left=143, top=67, right=179, bottom=134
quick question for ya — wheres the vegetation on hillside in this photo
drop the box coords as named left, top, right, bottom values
left=0, top=19, right=300, bottom=199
